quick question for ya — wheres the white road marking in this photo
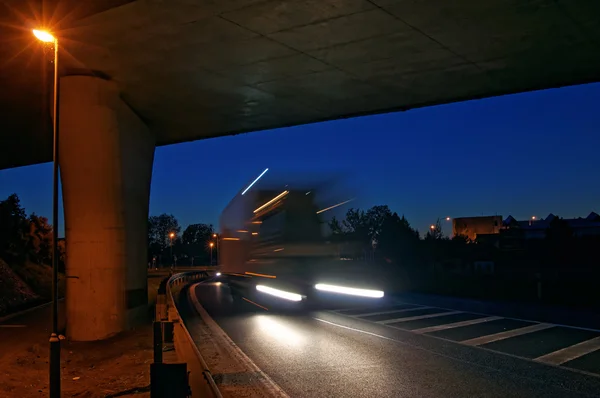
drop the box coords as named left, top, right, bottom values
left=462, top=323, right=555, bottom=346
left=379, top=311, right=462, bottom=324
left=332, top=298, right=600, bottom=376
left=535, top=336, right=600, bottom=366
left=353, top=306, right=430, bottom=318
left=412, top=316, right=503, bottom=334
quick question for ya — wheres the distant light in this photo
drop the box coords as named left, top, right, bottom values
left=251, top=232, right=258, bottom=235
left=33, top=29, right=55, bottom=43
left=223, top=237, right=240, bottom=241
left=213, top=233, right=217, bottom=237
left=237, top=230, right=249, bottom=233
left=316, top=199, right=354, bottom=214
left=245, top=272, right=276, bottom=279
left=315, top=283, right=384, bottom=298
left=254, top=190, right=289, bottom=213
left=256, top=285, right=302, bottom=301
left=446, top=217, right=451, bottom=221
left=430, top=225, right=435, bottom=229
left=216, top=272, right=221, bottom=277
left=532, top=216, right=536, bottom=220
left=169, top=232, right=175, bottom=238
left=242, top=168, right=268, bottom=195
left=273, top=248, right=284, bottom=252
left=209, top=242, right=214, bottom=247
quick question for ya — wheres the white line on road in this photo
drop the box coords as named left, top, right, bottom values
left=412, top=316, right=503, bottom=334
left=354, top=306, right=430, bottom=318
left=535, top=336, right=600, bottom=366
left=379, top=311, right=462, bottom=324
left=462, top=323, right=555, bottom=346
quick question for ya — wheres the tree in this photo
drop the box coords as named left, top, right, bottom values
left=0, top=193, right=29, bottom=262
left=377, top=212, right=420, bottom=265
left=425, top=218, right=444, bottom=240
left=365, top=205, right=393, bottom=242
left=181, top=223, right=215, bottom=265
left=182, top=223, right=214, bottom=246
left=148, top=214, right=181, bottom=250
left=148, top=214, right=181, bottom=265
left=27, top=213, right=53, bottom=265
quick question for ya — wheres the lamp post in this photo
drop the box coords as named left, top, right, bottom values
left=212, top=233, right=219, bottom=265
left=169, top=232, right=175, bottom=267
left=33, top=28, right=60, bottom=398
left=209, top=242, right=214, bottom=265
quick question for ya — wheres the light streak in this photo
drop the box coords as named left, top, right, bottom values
left=254, top=191, right=289, bottom=213
left=242, top=168, right=269, bottom=195
left=315, top=283, right=384, bottom=298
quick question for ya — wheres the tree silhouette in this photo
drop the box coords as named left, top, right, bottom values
left=425, top=218, right=444, bottom=240
left=148, top=214, right=181, bottom=265
left=0, top=193, right=29, bottom=263
left=27, top=214, right=53, bottom=265
left=181, top=223, right=215, bottom=264
left=378, top=212, right=420, bottom=265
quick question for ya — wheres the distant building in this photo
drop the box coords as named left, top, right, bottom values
left=452, top=216, right=503, bottom=241
left=502, top=212, right=600, bottom=240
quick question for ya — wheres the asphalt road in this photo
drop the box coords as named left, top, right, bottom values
left=192, top=282, right=600, bottom=398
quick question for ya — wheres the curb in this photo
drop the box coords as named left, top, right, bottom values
left=0, top=298, right=65, bottom=323
left=187, top=283, right=290, bottom=398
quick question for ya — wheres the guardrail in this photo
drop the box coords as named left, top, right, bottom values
left=153, top=271, right=222, bottom=398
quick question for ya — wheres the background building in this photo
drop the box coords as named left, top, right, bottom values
left=452, top=216, right=503, bottom=241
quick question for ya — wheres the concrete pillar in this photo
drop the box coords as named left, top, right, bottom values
left=59, top=75, right=155, bottom=341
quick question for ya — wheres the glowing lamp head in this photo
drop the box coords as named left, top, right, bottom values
left=209, top=242, right=214, bottom=248
left=33, top=29, right=55, bottom=43
left=430, top=225, right=435, bottom=229
left=169, top=232, right=175, bottom=238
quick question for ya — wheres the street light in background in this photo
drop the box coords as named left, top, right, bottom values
left=169, top=232, right=175, bottom=267
left=209, top=242, right=214, bottom=265
left=212, top=233, right=219, bottom=265
left=33, top=28, right=61, bottom=398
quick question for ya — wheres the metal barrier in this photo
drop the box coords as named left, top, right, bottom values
left=153, top=271, right=222, bottom=398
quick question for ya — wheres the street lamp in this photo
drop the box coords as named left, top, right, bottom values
left=212, top=233, right=219, bottom=265
left=209, top=242, right=214, bottom=265
left=34, top=28, right=60, bottom=398
left=169, top=232, right=175, bottom=267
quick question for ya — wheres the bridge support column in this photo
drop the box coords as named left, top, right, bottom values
left=59, top=75, right=155, bottom=341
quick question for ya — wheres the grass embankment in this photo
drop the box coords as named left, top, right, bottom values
left=10, top=261, right=66, bottom=299
left=0, top=258, right=65, bottom=317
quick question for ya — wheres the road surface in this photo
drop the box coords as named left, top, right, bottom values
left=191, top=281, right=600, bottom=398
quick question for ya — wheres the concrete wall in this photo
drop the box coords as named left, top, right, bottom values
left=59, top=75, right=155, bottom=341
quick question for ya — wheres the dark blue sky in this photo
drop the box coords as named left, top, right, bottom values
left=1, top=83, right=599, bottom=236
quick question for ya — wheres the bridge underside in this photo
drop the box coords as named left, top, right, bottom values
left=1, top=0, right=600, bottom=170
